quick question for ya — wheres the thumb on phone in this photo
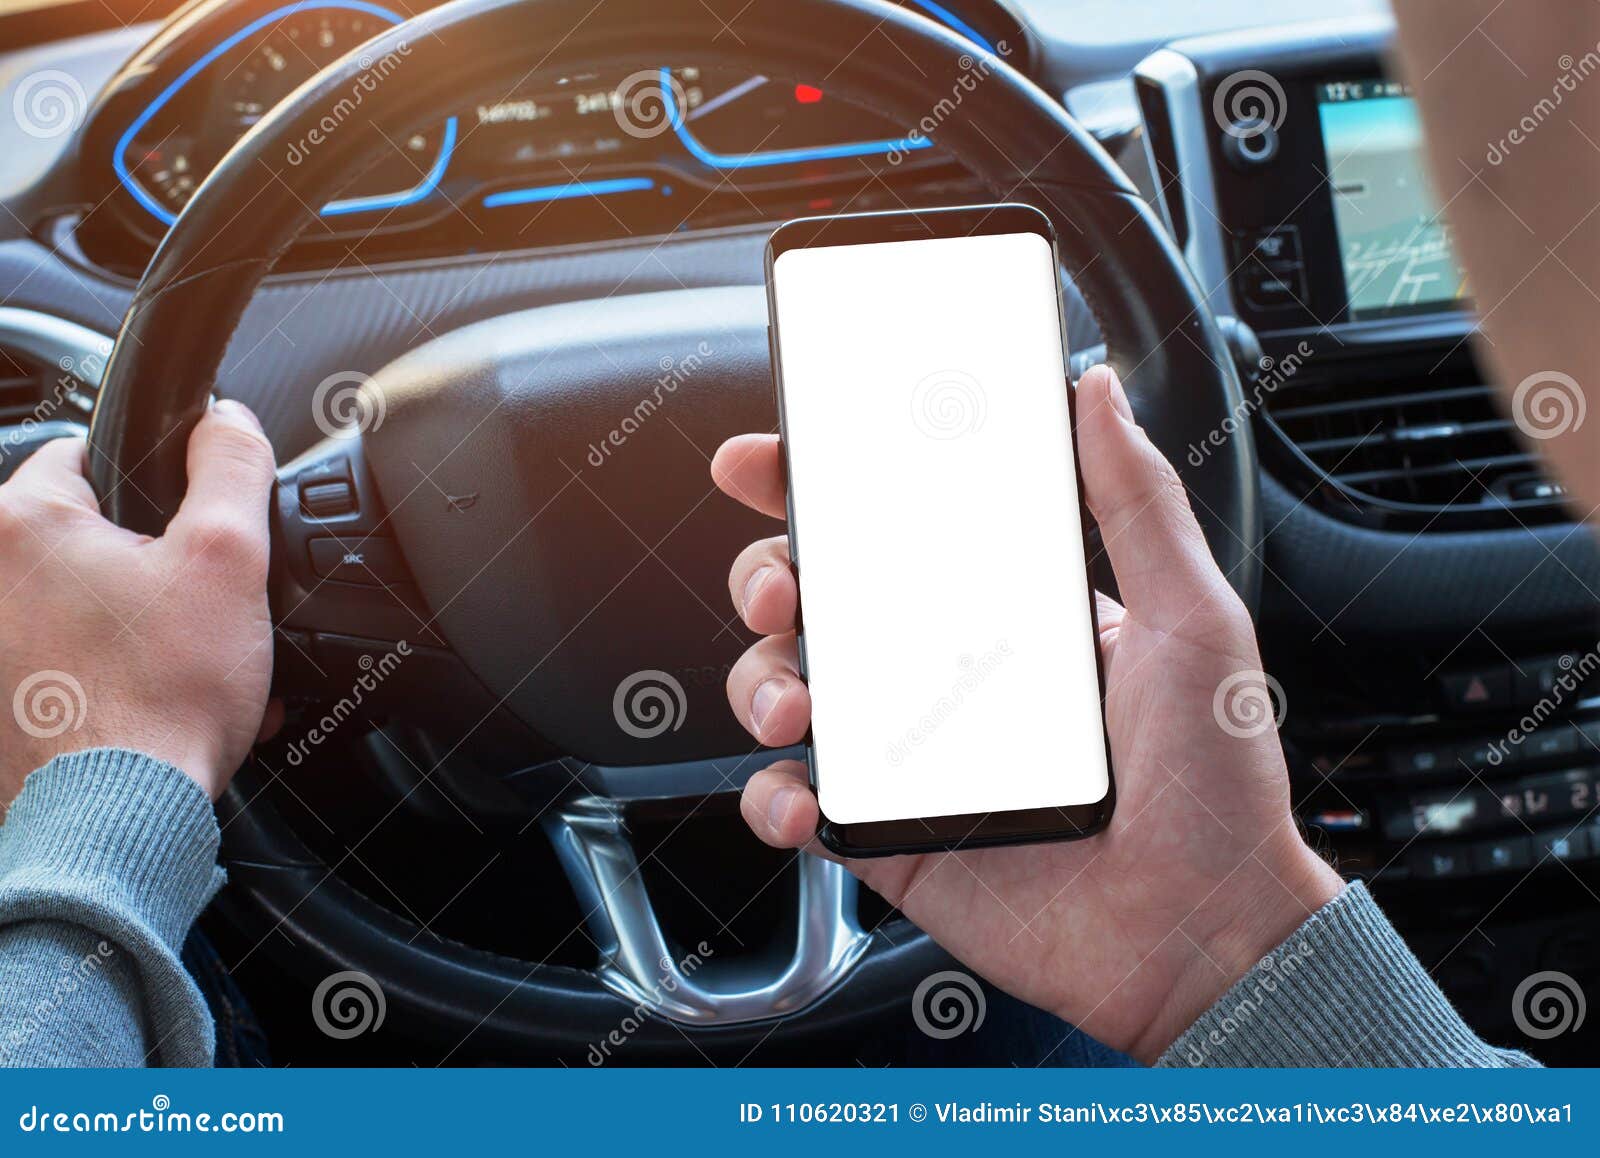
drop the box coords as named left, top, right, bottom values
left=1074, top=365, right=1243, bottom=630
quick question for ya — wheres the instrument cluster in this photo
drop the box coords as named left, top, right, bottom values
left=77, top=0, right=1023, bottom=269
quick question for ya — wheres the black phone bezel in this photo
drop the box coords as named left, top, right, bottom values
left=763, top=202, right=1116, bottom=859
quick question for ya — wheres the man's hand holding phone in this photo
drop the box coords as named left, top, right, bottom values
left=712, top=365, right=1342, bottom=1065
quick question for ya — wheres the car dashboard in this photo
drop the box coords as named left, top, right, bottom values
left=67, top=0, right=1022, bottom=272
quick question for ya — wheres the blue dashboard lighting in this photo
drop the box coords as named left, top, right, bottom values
left=482, top=177, right=657, bottom=209
left=660, top=68, right=931, bottom=170
left=907, top=0, right=995, bottom=54
left=319, top=115, right=458, bottom=216
left=111, top=0, right=456, bottom=226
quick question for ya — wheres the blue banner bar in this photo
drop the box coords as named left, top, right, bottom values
left=3, top=1068, right=1592, bottom=1152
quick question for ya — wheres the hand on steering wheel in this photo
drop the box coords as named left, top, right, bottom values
left=0, top=402, right=280, bottom=808
left=712, top=365, right=1342, bottom=1064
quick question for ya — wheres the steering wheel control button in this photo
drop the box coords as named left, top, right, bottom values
left=301, top=479, right=357, bottom=519
left=1440, top=666, right=1511, bottom=712
left=309, top=537, right=407, bottom=585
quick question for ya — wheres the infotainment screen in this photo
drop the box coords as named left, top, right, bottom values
left=1317, top=80, right=1468, bottom=320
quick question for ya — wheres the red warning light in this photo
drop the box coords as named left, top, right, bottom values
left=794, top=84, right=824, bottom=105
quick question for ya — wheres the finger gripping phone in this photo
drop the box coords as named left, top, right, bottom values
left=766, top=203, right=1115, bottom=857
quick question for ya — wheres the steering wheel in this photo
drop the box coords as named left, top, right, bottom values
left=85, top=0, right=1260, bottom=1058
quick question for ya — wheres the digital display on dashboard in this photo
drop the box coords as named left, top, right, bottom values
left=1317, top=80, right=1469, bottom=320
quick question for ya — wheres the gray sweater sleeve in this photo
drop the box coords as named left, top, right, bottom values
left=0, top=748, right=224, bottom=1067
left=1158, top=880, right=1539, bottom=1067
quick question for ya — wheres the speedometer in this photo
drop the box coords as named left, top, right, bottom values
left=229, top=9, right=384, bottom=128
left=116, top=3, right=450, bottom=226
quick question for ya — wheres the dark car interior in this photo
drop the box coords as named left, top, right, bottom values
left=1, top=0, right=1597, bottom=1065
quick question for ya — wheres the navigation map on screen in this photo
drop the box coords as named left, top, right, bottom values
left=1317, top=79, right=1468, bottom=320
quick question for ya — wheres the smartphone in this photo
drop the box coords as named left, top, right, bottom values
left=765, top=203, right=1115, bottom=857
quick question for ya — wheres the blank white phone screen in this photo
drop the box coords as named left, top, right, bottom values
left=771, top=229, right=1110, bottom=826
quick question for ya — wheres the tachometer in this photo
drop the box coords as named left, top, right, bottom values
left=228, top=9, right=383, bottom=128
left=117, top=3, right=449, bottom=226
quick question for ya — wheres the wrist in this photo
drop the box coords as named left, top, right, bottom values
left=1124, top=827, right=1344, bottom=1064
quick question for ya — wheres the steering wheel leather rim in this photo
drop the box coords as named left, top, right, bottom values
left=86, top=0, right=1261, bottom=1056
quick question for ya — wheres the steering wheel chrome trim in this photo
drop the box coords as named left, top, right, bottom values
left=0, top=307, right=111, bottom=401
left=550, top=796, right=870, bottom=1025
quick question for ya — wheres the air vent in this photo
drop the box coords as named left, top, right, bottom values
left=0, top=345, right=50, bottom=424
left=0, top=307, right=106, bottom=429
left=1261, top=355, right=1563, bottom=525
